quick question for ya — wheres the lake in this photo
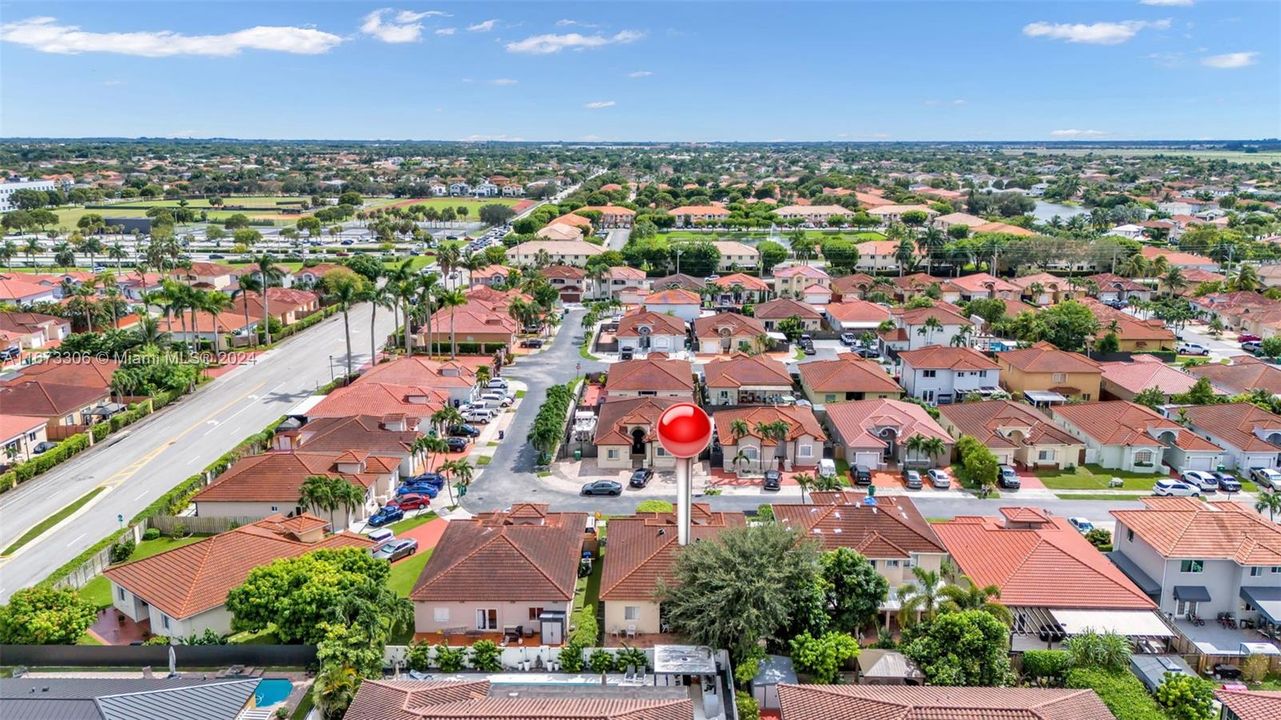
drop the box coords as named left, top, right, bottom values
left=1032, top=201, right=1089, bottom=222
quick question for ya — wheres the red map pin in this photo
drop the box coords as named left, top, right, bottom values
left=656, top=403, right=713, bottom=459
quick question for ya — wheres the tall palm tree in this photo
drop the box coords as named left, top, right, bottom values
left=199, top=290, right=232, bottom=352
left=438, top=288, right=468, bottom=358
left=897, top=567, right=943, bottom=628
left=916, top=315, right=944, bottom=346
left=326, top=274, right=363, bottom=379
left=729, top=419, right=750, bottom=444
left=252, top=254, right=284, bottom=344
left=366, top=281, right=394, bottom=365
left=475, top=364, right=492, bottom=388
left=298, top=475, right=337, bottom=526
left=436, top=242, right=462, bottom=288
left=940, top=575, right=1013, bottom=626
left=133, top=314, right=168, bottom=349
left=0, top=240, right=15, bottom=268
left=1119, top=253, right=1147, bottom=279
left=441, top=458, right=474, bottom=505
left=1163, top=266, right=1187, bottom=298
left=23, top=237, right=40, bottom=268
left=1255, top=491, right=1281, bottom=522
left=430, top=406, right=464, bottom=437
left=413, top=435, right=449, bottom=480
left=331, top=480, right=367, bottom=529
left=231, top=272, right=262, bottom=348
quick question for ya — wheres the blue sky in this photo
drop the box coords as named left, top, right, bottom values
left=1, top=1, right=1277, bottom=141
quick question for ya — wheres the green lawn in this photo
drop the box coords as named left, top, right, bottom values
left=1057, top=492, right=1153, bottom=501
left=476, top=456, right=492, bottom=466
left=383, top=255, right=434, bottom=272
left=572, top=551, right=603, bottom=644
left=130, top=535, right=208, bottom=561
left=78, top=576, right=113, bottom=609
left=391, top=197, right=519, bottom=212
left=389, top=511, right=438, bottom=534
left=3, top=487, right=106, bottom=556
left=1035, top=465, right=1163, bottom=491
left=389, top=548, right=433, bottom=597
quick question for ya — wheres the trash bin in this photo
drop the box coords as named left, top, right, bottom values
left=573, top=448, right=582, bottom=461
left=498, top=430, right=505, bottom=440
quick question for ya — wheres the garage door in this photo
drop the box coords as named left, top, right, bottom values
left=853, top=451, right=881, bottom=469
left=1182, top=455, right=1215, bottom=472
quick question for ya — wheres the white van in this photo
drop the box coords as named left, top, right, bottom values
left=367, top=528, right=394, bottom=544
left=818, top=459, right=837, bottom=479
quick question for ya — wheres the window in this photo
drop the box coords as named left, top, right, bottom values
left=1038, top=450, right=1053, bottom=461
left=529, top=607, right=543, bottom=621
left=1052, top=373, right=1066, bottom=383
left=799, top=444, right=813, bottom=458
left=1127, top=529, right=1134, bottom=542
left=434, top=607, right=450, bottom=622
left=270, top=505, right=278, bottom=512
left=1180, top=560, right=1204, bottom=573
left=476, top=608, right=498, bottom=630
left=923, top=370, right=937, bottom=378
left=656, top=447, right=667, bottom=457
left=1273, top=567, right=1281, bottom=574
left=825, top=394, right=837, bottom=403
left=161, top=614, right=171, bottom=630
left=1251, top=567, right=1264, bottom=577
left=118, top=587, right=126, bottom=601
left=624, top=606, right=639, bottom=621
left=1134, top=450, right=1154, bottom=465
left=885, top=559, right=901, bottom=568
left=607, top=449, right=619, bottom=459
left=1082, top=394, right=1091, bottom=400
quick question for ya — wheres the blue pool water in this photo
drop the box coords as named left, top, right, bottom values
left=255, top=678, right=293, bottom=706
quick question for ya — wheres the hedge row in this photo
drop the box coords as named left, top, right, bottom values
left=1065, top=667, right=1167, bottom=720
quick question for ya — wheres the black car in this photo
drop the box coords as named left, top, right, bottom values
left=31, top=440, right=59, bottom=455
left=852, top=464, right=873, bottom=486
left=446, top=436, right=469, bottom=452
left=629, top=468, right=653, bottom=488
left=520, top=339, right=544, bottom=348
left=763, top=469, right=781, bottom=491
left=449, top=424, right=481, bottom=437
left=1212, top=472, right=1242, bottom=493
left=857, top=347, right=881, bottom=359
left=581, top=480, right=623, bottom=496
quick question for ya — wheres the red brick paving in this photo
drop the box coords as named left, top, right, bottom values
left=88, top=608, right=152, bottom=645
left=396, top=516, right=447, bottom=552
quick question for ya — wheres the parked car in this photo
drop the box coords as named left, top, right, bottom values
left=1178, top=342, right=1210, bottom=356
left=1251, top=467, right=1281, bottom=490
left=397, top=482, right=440, bottom=498
left=1181, top=470, right=1220, bottom=492
left=388, top=493, right=429, bottom=511
left=446, top=436, right=469, bottom=452
left=30, top=441, right=59, bottom=454
left=408, top=472, right=447, bottom=488
left=449, top=424, right=481, bottom=437
left=487, top=379, right=509, bottom=390
left=481, top=392, right=513, bottom=407
left=1068, top=516, right=1095, bottom=533
left=1212, top=472, right=1242, bottom=493
left=463, top=409, right=493, bottom=424
left=852, top=464, right=873, bottom=486
left=372, top=538, right=418, bottom=562
left=902, top=468, right=923, bottom=490
left=839, top=333, right=857, bottom=346
left=818, top=458, right=837, bottom=479
left=520, top=339, right=544, bottom=349
left=1153, top=479, right=1201, bottom=497
left=1243, top=340, right=1263, bottom=354
left=927, top=468, right=952, bottom=489
left=801, top=343, right=817, bottom=356
left=581, top=480, right=622, bottom=496
left=367, top=505, right=405, bottom=527
left=1239, top=334, right=1262, bottom=343
left=856, top=347, right=881, bottom=359
left=763, top=469, right=781, bottom=491
left=629, top=468, right=653, bottom=489
left=998, top=465, right=1021, bottom=490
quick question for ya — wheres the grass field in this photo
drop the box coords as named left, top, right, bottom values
left=3, top=487, right=106, bottom=556
left=389, top=548, right=434, bottom=597
left=76, top=534, right=208, bottom=608
left=1000, top=148, right=1281, bottom=164
left=389, top=510, right=438, bottom=534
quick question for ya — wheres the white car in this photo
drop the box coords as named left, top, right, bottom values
left=1153, top=479, right=1201, bottom=497
left=1181, top=470, right=1219, bottom=492
left=1177, top=343, right=1210, bottom=356
left=462, top=409, right=493, bottom=424
left=1250, top=467, right=1281, bottom=490
left=487, top=379, right=509, bottom=390
left=926, top=468, right=952, bottom=489
left=1068, top=517, right=1095, bottom=533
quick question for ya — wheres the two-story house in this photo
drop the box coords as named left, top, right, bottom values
left=711, top=273, right=770, bottom=306
left=897, top=346, right=1001, bottom=405
left=773, top=265, right=831, bottom=300
left=592, top=266, right=649, bottom=301
left=643, top=288, right=702, bottom=323
left=996, top=342, right=1102, bottom=402
left=880, top=304, right=973, bottom=352
left=710, top=241, right=760, bottom=272
left=540, top=265, right=587, bottom=303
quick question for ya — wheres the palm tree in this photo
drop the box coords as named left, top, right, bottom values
left=367, top=281, right=394, bottom=365
left=231, top=272, right=262, bottom=348
left=430, top=406, right=464, bottom=436
left=1255, top=491, right=1281, bottom=522
left=729, top=419, right=750, bottom=444
left=940, top=575, right=1013, bottom=625
left=108, top=241, right=127, bottom=270
left=475, top=364, right=492, bottom=388
left=1119, top=253, right=1147, bottom=279
left=1163, top=266, right=1187, bottom=298
left=413, top=435, right=448, bottom=481
left=950, top=325, right=974, bottom=348
left=252, top=254, right=284, bottom=344
left=326, top=274, right=363, bottom=379
left=441, top=458, right=474, bottom=505
left=438, top=288, right=468, bottom=359
left=897, top=567, right=943, bottom=628
left=916, top=226, right=946, bottom=275
left=133, top=314, right=168, bottom=348
left=0, top=240, right=15, bottom=268
left=198, top=290, right=232, bottom=352
left=436, top=242, right=462, bottom=288
left=916, top=315, right=944, bottom=346
left=895, top=237, right=916, bottom=277
left=1231, top=264, right=1261, bottom=292
left=23, top=237, right=40, bottom=267
left=795, top=472, right=815, bottom=503
left=330, top=480, right=367, bottom=529
left=312, top=662, right=359, bottom=720
left=298, top=475, right=337, bottom=525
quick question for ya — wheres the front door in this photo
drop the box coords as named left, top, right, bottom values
left=476, top=608, right=498, bottom=630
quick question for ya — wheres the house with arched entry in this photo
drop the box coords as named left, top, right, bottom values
left=592, top=397, right=685, bottom=470
left=824, top=398, right=952, bottom=470
left=693, top=312, right=769, bottom=355
left=615, top=310, right=689, bottom=356
left=1049, top=401, right=1224, bottom=474
left=1177, top=403, right=1281, bottom=474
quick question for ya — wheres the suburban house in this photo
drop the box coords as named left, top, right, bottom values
left=773, top=491, right=948, bottom=629
left=0, top=414, right=47, bottom=465
left=777, top=685, right=1116, bottom=720
left=180, top=262, right=237, bottom=291
left=0, top=311, right=70, bottom=348
left=506, top=240, right=605, bottom=267
left=345, top=679, right=691, bottom=720
left=932, top=211, right=1038, bottom=238
left=938, top=400, right=1082, bottom=470
left=0, top=380, right=112, bottom=431
left=105, top=514, right=371, bottom=638
left=593, top=397, right=685, bottom=470
left=1187, top=355, right=1281, bottom=396
left=713, top=405, right=826, bottom=474
left=0, top=677, right=261, bottom=720
left=825, top=299, right=892, bottom=332
left=1088, top=273, right=1153, bottom=305
left=575, top=204, right=635, bottom=228
left=643, top=288, right=702, bottom=322
left=359, top=357, right=482, bottom=405
left=937, top=273, right=1021, bottom=303
left=604, top=356, right=695, bottom=400
left=1110, top=498, right=1281, bottom=633
left=797, top=354, right=903, bottom=404
left=1010, top=273, right=1078, bottom=306
left=753, top=298, right=823, bottom=332
left=829, top=273, right=878, bottom=301
left=866, top=204, right=938, bottom=226
left=1083, top=299, right=1176, bottom=352
left=157, top=309, right=255, bottom=346
left=615, top=310, right=689, bottom=355
left=274, top=415, right=424, bottom=476
left=668, top=205, right=730, bottom=227
left=774, top=204, right=855, bottom=224
left=593, top=265, right=649, bottom=301
left=897, top=346, right=1001, bottom=405
left=1099, top=356, right=1200, bottom=402
left=693, top=312, right=768, bottom=355
left=703, top=353, right=794, bottom=406
left=1141, top=245, right=1220, bottom=272
left=309, top=382, right=450, bottom=424
left=1178, top=403, right=1281, bottom=473
left=4, top=357, right=119, bottom=394
left=825, top=398, right=953, bottom=469
left=0, top=275, right=59, bottom=304
left=541, top=265, right=587, bottom=303
left=600, top=505, right=745, bottom=637
left=710, top=273, right=770, bottom=306
left=469, top=264, right=511, bottom=287
left=933, top=508, right=1165, bottom=653
left=710, top=241, right=760, bottom=272
left=410, top=504, right=587, bottom=645
left=649, top=273, right=706, bottom=294
left=1051, top=401, right=1224, bottom=473
left=536, top=223, right=585, bottom=242
left=1215, top=689, right=1281, bottom=720
left=881, top=304, right=973, bottom=352
left=853, top=240, right=904, bottom=273
left=996, top=342, right=1102, bottom=402
left=419, top=304, right=519, bottom=352
left=773, top=264, right=831, bottom=299
left=192, top=450, right=400, bottom=523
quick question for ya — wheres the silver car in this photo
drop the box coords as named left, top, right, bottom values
left=927, top=468, right=952, bottom=489
left=372, top=538, right=418, bottom=562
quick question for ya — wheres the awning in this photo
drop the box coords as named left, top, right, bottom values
left=1024, top=390, right=1068, bottom=404
left=1241, top=586, right=1281, bottom=624
left=1174, top=586, right=1212, bottom=603
left=765, top=331, right=787, bottom=341
left=1049, top=609, right=1175, bottom=638
left=1108, top=551, right=1161, bottom=597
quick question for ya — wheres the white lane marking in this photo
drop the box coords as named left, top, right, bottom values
left=65, top=532, right=86, bottom=547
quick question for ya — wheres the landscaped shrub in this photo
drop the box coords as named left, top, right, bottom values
left=434, top=644, right=466, bottom=672
left=588, top=648, right=616, bottom=674
left=469, top=640, right=502, bottom=671
left=142, top=528, right=161, bottom=541
left=1155, top=673, right=1216, bottom=720
left=108, top=538, right=135, bottom=563
left=1022, top=649, right=1072, bottom=687
left=735, top=691, right=760, bottom=720
left=614, top=647, right=648, bottom=671
left=1066, top=667, right=1166, bottom=720
left=558, top=639, right=585, bottom=672
left=405, top=641, right=432, bottom=671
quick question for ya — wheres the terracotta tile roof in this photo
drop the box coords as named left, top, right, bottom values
left=1081, top=299, right=1175, bottom=343
left=710, top=241, right=758, bottom=258
left=825, top=300, right=892, bottom=324
left=933, top=513, right=1154, bottom=609
left=777, top=684, right=1116, bottom=720
left=1087, top=273, right=1148, bottom=294
left=866, top=204, right=935, bottom=216
left=692, top=312, right=767, bottom=339
left=703, top=353, right=791, bottom=389
left=1187, top=356, right=1281, bottom=395
left=1098, top=356, right=1198, bottom=396
left=829, top=273, right=877, bottom=295
left=193, top=450, right=396, bottom=502
left=410, top=507, right=587, bottom=602
left=712, top=405, right=826, bottom=443
left=825, top=399, right=951, bottom=449
left=4, top=358, right=119, bottom=391
left=360, top=357, right=478, bottom=389
left=577, top=204, right=636, bottom=217
left=893, top=303, right=972, bottom=328
left=943, top=272, right=1021, bottom=294
left=288, top=415, right=421, bottom=456
left=606, top=357, right=695, bottom=393
left=309, top=383, right=450, bottom=421
left=0, top=414, right=45, bottom=442
left=0, top=380, right=108, bottom=418
left=470, top=265, right=510, bottom=280
left=644, top=288, right=700, bottom=306
left=426, top=304, right=519, bottom=336
left=1053, top=401, right=1221, bottom=451
left=774, top=492, right=945, bottom=558
left=0, top=311, right=67, bottom=335
left=103, top=514, right=372, bottom=619
left=1140, top=245, right=1217, bottom=268
left=775, top=204, right=854, bottom=217
left=668, top=205, right=729, bottom=216
left=594, top=397, right=685, bottom=446
left=891, top=273, right=940, bottom=292
left=344, top=679, right=493, bottom=720
left=1214, top=690, right=1281, bottom=720
left=616, top=309, right=688, bottom=338
left=508, top=240, right=604, bottom=257
left=600, top=506, right=745, bottom=600
left=536, top=223, right=586, bottom=241
left=753, top=298, right=822, bottom=321
left=774, top=265, right=831, bottom=280
left=898, top=346, right=998, bottom=372
left=542, top=264, right=588, bottom=280
left=0, top=276, right=58, bottom=301
left=798, top=355, right=902, bottom=394
left=939, top=400, right=1080, bottom=450
left=648, top=274, right=705, bottom=292
left=997, top=342, right=1101, bottom=374
left=711, top=273, right=769, bottom=291
left=605, top=265, right=646, bottom=281
left=1112, top=498, right=1281, bottom=564
left=550, top=212, right=594, bottom=229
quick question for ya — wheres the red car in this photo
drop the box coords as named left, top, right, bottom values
left=1239, top=334, right=1262, bottom=343
left=389, top=494, right=429, bottom=511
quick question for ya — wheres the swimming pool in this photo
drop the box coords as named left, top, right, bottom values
left=255, top=678, right=294, bottom=706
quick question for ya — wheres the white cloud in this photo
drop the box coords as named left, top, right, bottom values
left=361, top=9, right=427, bottom=43
left=627, top=70, right=653, bottom=78
left=556, top=19, right=599, bottom=28
left=584, top=100, right=616, bottom=109
left=506, top=29, right=643, bottom=54
left=461, top=133, right=523, bottom=141
left=490, top=78, right=518, bottom=85
left=1140, top=0, right=1193, bottom=6
left=1022, top=19, right=1170, bottom=45
left=0, top=16, right=343, bottom=56
left=468, top=19, right=498, bottom=33
left=1202, top=51, right=1259, bottom=68
left=405, top=10, right=451, bottom=19
left=1050, top=129, right=1109, bottom=138
left=435, top=27, right=455, bottom=36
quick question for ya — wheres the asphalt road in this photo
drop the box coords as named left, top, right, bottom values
left=0, top=303, right=396, bottom=601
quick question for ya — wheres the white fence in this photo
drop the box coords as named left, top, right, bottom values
left=383, top=645, right=655, bottom=671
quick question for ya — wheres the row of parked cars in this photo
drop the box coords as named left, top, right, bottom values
left=838, top=333, right=881, bottom=359
left=460, top=378, right=514, bottom=424
left=1155, top=470, right=1248, bottom=497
